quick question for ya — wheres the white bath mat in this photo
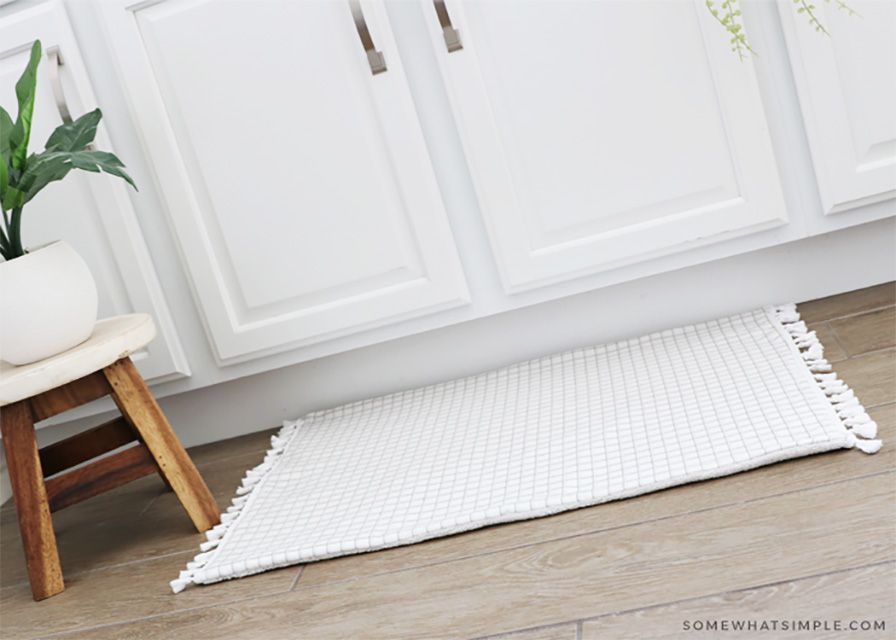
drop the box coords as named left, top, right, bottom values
left=171, top=305, right=881, bottom=592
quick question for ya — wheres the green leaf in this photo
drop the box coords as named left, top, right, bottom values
left=45, top=108, right=102, bottom=152
left=67, top=149, right=137, bottom=191
left=17, top=149, right=137, bottom=204
left=2, top=185, right=25, bottom=211
left=9, top=41, right=41, bottom=172
left=0, top=106, right=13, bottom=160
left=16, top=152, right=72, bottom=203
left=0, top=153, right=8, bottom=203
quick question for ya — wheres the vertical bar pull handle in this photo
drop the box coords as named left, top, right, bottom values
left=47, top=48, right=73, bottom=125
left=433, top=0, right=462, bottom=52
left=349, top=0, right=387, bottom=75
left=47, top=47, right=96, bottom=150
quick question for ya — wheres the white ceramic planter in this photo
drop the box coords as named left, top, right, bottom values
left=0, top=241, right=98, bottom=365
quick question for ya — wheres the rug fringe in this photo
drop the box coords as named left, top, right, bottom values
left=170, top=420, right=303, bottom=594
left=771, top=304, right=882, bottom=455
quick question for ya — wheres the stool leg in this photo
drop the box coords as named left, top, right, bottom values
left=0, top=401, right=64, bottom=600
left=103, top=358, right=220, bottom=533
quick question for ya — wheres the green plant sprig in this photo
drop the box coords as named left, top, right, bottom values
left=706, top=0, right=859, bottom=59
left=0, top=40, right=137, bottom=261
left=706, top=0, right=756, bottom=61
left=795, top=0, right=830, bottom=35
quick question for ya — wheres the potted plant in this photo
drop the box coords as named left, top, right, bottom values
left=1, top=40, right=136, bottom=365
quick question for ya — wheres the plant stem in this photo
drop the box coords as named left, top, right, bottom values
left=0, top=224, right=10, bottom=259
left=798, top=0, right=830, bottom=35
left=8, top=207, right=24, bottom=258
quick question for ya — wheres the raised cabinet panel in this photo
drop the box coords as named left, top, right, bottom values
left=779, top=0, right=896, bottom=215
left=426, top=0, right=789, bottom=293
left=0, top=1, right=188, bottom=382
left=97, top=0, right=469, bottom=363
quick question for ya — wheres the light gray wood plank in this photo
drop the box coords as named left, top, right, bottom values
left=831, top=307, right=896, bottom=357
left=581, top=562, right=895, bottom=639
left=798, top=283, right=895, bottom=324
left=836, top=350, right=896, bottom=407
left=1, top=553, right=299, bottom=639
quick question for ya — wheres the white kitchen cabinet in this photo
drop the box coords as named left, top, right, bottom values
left=779, top=0, right=896, bottom=220
left=424, top=0, right=789, bottom=293
left=96, top=0, right=470, bottom=364
left=0, top=1, right=188, bottom=382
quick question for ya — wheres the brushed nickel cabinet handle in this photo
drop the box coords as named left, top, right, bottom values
left=47, top=48, right=74, bottom=125
left=349, top=0, right=387, bottom=75
left=47, top=47, right=96, bottom=149
left=433, top=0, right=462, bottom=52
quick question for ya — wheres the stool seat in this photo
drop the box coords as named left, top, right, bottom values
left=0, top=314, right=156, bottom=407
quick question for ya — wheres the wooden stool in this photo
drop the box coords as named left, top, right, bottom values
left=0, top=315, right=219, bottom=601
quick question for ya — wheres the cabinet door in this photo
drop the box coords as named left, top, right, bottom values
left=426, top=0, right=788, bottom=293
left=0, top=1, right=188, bottom=382
left=96, top=0, right=469, bottom=364
left=779, top=0, right=896, bottom=216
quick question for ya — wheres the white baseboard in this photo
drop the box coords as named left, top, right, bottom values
left=2, top=218, right=894, bottom=504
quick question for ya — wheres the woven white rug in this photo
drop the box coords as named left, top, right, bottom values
left=171, top=304, right=881, bottom=592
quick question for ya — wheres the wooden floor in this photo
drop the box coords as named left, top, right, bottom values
left=1, top=284, right=894, bottom=639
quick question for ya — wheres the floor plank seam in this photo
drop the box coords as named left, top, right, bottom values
left=577, top=559, right=896, bottom=629
left=800, top=302, right=896, bottom=324
left=290, top=565, right=305, bottom=591
left=288, top=469, right=896, bottom=593
left=838, top=346, right=896, bottom=363
left=0, top=549, right=194, bottom=592
left=841, top=345, right=896, bottom=361
left=469, top=620, right=579, bottom=640
left=35, top=589, right=292, bottom=640
left=825, top=321, right=853, bottom=360
left=136, top=491, right=163, bottom=518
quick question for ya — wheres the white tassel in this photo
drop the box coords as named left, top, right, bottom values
left=206, top=524, right=227, bottom=541
left=199, top=538, right=220, bottom=552
left=837, top=405, right=866, bottom=419
left=786, top=321, right=808, bottom=335
left=777, top=310, right=801, bottom=323
left=849, top=420, right=878, bottom=439
left=831, top=390, right=856, bottom=403
left=170, top=419, right=304, bottom=593
left=170, top=578, right=191, bottom=594
left=169, top=570, right=194, bottom=593
left=855, top=439, right=883, bottom=454
left=803, top=344, right=824, bottom=361
left=236, top=481, right=257, bottom=496
left=772, top=304, right=882, bottom=457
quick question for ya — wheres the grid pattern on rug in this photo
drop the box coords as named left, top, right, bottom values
left=188, top=308, right=850, bottom=584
